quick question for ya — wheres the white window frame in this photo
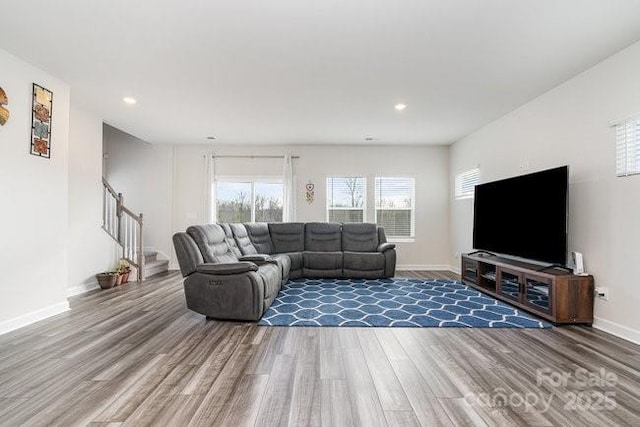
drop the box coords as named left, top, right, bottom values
left=455, top=168, right=480, bottom=199
left=613, top=114, right=640, bottom=177
left=214, top=176, right=284, bottom=223
left=374, top=176, right=416, bottom=242
left=326, top=176, right=367, bottom=223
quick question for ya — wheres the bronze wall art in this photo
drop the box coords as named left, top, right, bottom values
left=30, top=83, right=53, bottom=158
left=0, top=87, right=9, bottom=126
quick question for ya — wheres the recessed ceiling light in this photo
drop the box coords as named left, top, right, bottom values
left=394, top=103, right=407, bottom=111
left=123, top=97, right=137, bottom=105
left=206, top=136, right=216, bottom=140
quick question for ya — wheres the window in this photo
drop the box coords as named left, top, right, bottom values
left=455, top=168, right=480, bottom=199
left=614, top=116, right=640, bottom=177
left=375, top=177, right=415, bottom=239
left=215, top=178, right=283, bottom=223
left=327, top=177, right=366, bottom=222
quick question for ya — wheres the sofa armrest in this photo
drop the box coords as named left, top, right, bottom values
left=377, top=242, right=396, bottom=252
left=239, top=254, right=278, bottom=266
left=196, top=262, right=258, bottom=275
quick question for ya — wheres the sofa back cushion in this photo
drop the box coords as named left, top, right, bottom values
left=342, top=223, right=379, bottom=252
left=230, top=223, right=257, bottom=255
left=305, top=222, right=342, bottom=252
left=186, top=224, right=238, bottom=264
left=245, top=223, right=274, bottom=254
left=220, top=223, right=242, bottom=258
left=269, top=222, right=305, bottom=253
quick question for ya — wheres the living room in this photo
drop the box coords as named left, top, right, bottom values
left=1, top=1, right=640, bottom=425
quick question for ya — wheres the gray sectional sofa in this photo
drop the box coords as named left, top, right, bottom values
left=173, top=222, right=396, bottom=321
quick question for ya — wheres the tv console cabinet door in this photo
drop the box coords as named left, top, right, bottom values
left=523, top=273, right=553, bottom=317
left=497, top=267, right=522, bottom=303
left=461, top=257, right=478, bottom=285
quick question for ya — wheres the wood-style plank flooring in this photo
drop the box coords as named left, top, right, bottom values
left=0, top=270, right=639, bottom=426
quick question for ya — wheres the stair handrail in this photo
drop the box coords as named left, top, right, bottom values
left=102, top=177, right=145, bottom=281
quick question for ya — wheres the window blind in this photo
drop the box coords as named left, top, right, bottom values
left=455, top=168, right=480, bottom=199
left=375, top=177, right=415, bottom=238
left=615, top=116, right=640, bottom=177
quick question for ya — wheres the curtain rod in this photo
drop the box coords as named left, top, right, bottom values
left=210, top=155, right=300, bottom=159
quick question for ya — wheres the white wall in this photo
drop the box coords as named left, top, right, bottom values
left=450, top=40, right=640, bottom=341
left=0, top=49, right=71, bottom=331
left=104, top=140, right=451, bottom=270
left=68, top=107, right=120, bottom=295
left=103, top=125, right=174, bottom=260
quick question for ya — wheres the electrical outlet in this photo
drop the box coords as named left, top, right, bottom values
left=454, top=252, right=460, bottom=259
left=595, top=287, right=609, bottom=301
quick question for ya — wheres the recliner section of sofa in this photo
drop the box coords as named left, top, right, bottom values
left=173, top=222, right=397, bottom=321
left=342, top=222, right=388, bottom=279
left=303, top=222, right=344, bottom=278
left=172, top=224, right=282, bottom=321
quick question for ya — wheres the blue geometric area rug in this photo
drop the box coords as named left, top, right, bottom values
left=258, top=278, right=551, bottom=328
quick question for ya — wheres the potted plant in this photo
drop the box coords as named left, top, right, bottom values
left=96, top=271, right=118, bottom=289
left=116, top=259, right=132, bottom=285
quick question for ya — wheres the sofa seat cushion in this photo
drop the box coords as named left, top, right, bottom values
left=276, top=252, right=302, bottom=278
left=271, top=253, right=292, bottom=279
left=303, top=251, right=343, bottom=278
left=343, top=251, right=385, bottom=271
left=342, top=223, right=379, bottom=252
left=343, top=251, right=385, bottom=279
left=257, top=263, right=281, bottom=299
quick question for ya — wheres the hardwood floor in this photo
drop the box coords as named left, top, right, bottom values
left=0, top=270, right=638, bottom=426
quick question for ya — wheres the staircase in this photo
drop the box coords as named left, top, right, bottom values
left=143, top=251, right=170, bottom=278
left=102, top=178, right=169, bottom=281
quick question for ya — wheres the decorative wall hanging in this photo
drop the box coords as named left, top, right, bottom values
left=0, top=87, right=9, bottom=126
left=30, top=83, right=53, bottom=158
left=305, top=182, right=315, bottom=204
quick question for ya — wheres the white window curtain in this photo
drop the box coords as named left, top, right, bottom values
left=205, top=154, right=216, bottom=223
left=282, top=154, right=295, bottom=221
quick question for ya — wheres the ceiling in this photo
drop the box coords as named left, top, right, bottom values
left=2, top=0, right=640, bottom=145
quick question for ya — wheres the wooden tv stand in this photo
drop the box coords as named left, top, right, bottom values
left=461, top=253, right=594, bottom=325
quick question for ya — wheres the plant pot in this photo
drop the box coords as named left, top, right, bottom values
left=118, top=269, right=131, bottom=285
left=96, top=273, right=117, bottom=290
left=121, top=270, right=131, bottom=284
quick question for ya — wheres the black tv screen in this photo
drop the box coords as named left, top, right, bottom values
left=472, top=166, right=568, bottom=265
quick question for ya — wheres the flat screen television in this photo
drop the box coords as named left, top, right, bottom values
left=472, top=165, right=568, bottom=266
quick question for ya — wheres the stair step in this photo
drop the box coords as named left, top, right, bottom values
left=144, top=251, right=158, bottom=263
left=143, top=259, right=169, bottom=278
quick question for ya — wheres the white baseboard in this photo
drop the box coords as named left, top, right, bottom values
left=397, top=264, right=452, bottom=271
left=66, top=280, right=100, bottom=297
left=0, top=301, right=70, bottom=336
left=592, top=317, right=640, bottom=346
